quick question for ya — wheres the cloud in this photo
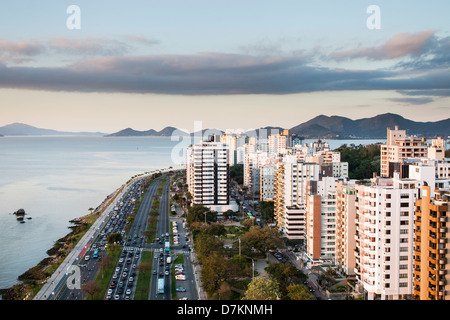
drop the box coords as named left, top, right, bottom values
left=0, top=31, right=449, bottom=96
left=397, top=89, right=450, bottom=97
left=387, top=97, right=434, bottom=105
left=0, top=36, right=160, bottom=64
left=0, top=39, right=45, bottom=56
left=0, top=51, right=447, bottom=95
left=0, top=52, right=398, bottom=94
left=330, top=31, right=436, bottom=61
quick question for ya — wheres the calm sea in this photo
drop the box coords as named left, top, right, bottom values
left=0, top=136, right=384, bottom=289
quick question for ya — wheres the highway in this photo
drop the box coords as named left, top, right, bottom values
left=33, top=176, right=145, bottom=300
left=103, top=178, right=161, bottom=300
left=149, top=180, right=172, bottom=300
left=35, top=170, right=200, bottom=301
left=57, top=178, right=149, bottom=300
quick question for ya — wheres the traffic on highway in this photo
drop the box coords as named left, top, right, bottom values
left=42, top=171, right=199, bottom=301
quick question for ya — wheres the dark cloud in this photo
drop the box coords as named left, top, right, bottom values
left=0, top=32, right=449, bottom=96
left=0, top=53, right=399, bottom=94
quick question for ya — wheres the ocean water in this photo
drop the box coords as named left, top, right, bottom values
left=0, top=135, right=184, bottom=289
left=0, top=135, right=384, bottom=290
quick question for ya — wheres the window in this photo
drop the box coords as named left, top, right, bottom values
left=400, top=203, right=409, bottom=208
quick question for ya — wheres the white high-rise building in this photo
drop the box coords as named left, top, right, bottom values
left=354, top=173, right=417, bottom=300
left=274, top=155, right=320, bottom=240
left=186, top=137, right=230, bottom=210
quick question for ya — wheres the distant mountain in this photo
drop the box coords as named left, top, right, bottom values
left=289, top=113, right=450, bottom=139
left=0, top=123, right=105, bottom=136
left=105, top=126, right=183, bottom=137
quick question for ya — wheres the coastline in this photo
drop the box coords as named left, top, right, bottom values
left=0, top=185, right=123, bottom=300
left=0, top=166, right=182, bottom=300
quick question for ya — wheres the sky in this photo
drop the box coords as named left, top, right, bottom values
left=0, top=0, right=449, bottom=133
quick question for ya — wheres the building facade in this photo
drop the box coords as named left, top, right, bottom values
left=413, top=186, right=450, bottom=300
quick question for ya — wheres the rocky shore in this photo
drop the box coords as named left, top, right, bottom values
left=0, top=216, right=90, bottom=300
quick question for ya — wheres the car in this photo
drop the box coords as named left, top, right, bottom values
left=84, top=255, right=90, bottom=261
left=176, top=287, right=186, bottom=292
left=114, top=294, right=120, bottom=300
left=153, top=270, right=157, bottom=275
left=107, top=289, right=113, bottom=295
left=175, top=275, right=186, bottom=280
left=165, top=271, right=169, bottom=276
left=126, top=288, right=132, bottom=295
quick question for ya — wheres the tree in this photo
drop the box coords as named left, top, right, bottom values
left=206, top=223, right=226, bottom=237
left=82, top=281, right=101, bottom=300
left=194, top=233, right=224, bottom=259
left=222, top=209, right=235, bottom=220
left=187, top=204, right=217, bottom=225
left=241, top=217, right=255, bottom=229
left=335, top=144, right=380, bottom=179
left=107, top=232, right=122, bottom=245
left=240, top=226, right=284, bottom=257
left=286, top=284, right=314, bottom=300
left=265, top=262, right=307, bottom=296
left=201, top=252, right=232, bottom=295
left=98, top=255, right=113, bottom=279
left=137, top=261, right=151, bottom=280
left=230, top=164, right=244, bottom=185
left=259, top=201, right=274, bottom=222
left=242, top=277, right=281, bottom=300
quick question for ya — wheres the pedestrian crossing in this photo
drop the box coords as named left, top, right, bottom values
left=123, top=246, right=144, bottom=252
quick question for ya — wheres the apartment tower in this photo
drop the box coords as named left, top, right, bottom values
left=413, top=185, right=450, bottom=300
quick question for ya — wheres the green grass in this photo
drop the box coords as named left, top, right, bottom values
left=134, top=251, right=153, bottom=300
left=92, top=248, right=122, bottom=300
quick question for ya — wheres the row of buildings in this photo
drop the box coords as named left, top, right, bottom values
left=186, top=126, right=450, bottom=300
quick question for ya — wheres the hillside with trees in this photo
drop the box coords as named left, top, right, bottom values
left=334, top=143, right=381, bottom=179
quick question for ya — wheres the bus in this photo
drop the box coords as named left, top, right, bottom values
left=157, top=278, right=165, bottom=294
left=165, top=241, right=170, bottom=253
left=93, top=249, right=99, bottom=259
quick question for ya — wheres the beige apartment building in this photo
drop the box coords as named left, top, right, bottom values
left=380, top=126, right=428, bottom=177
left=336, top=182, right=357, bottom=276
left=413, top=186, right=450, bottom=300
left=305, top=177, right=338, bottom=265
